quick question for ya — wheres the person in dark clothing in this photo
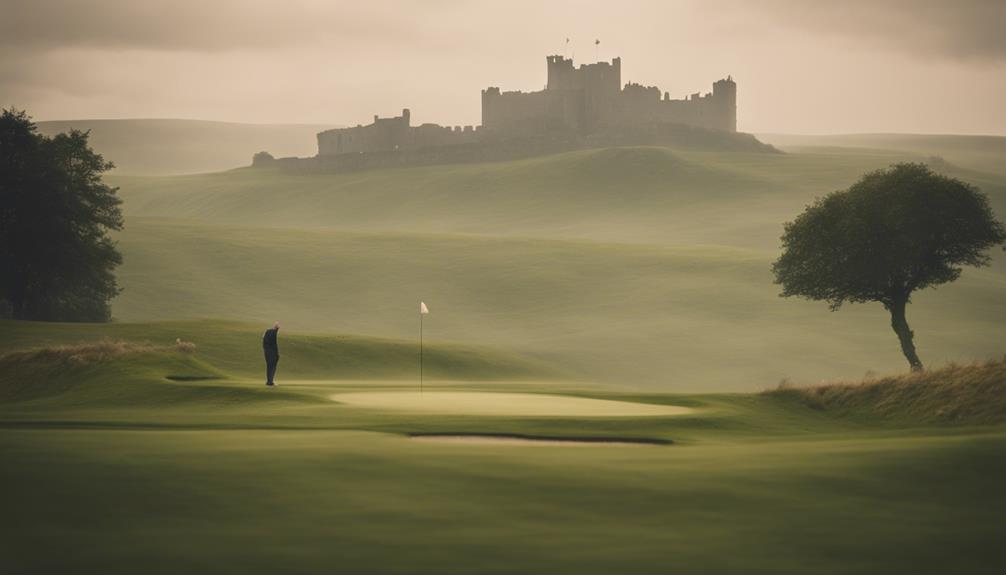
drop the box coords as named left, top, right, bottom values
left=263, top=322, right=280, bottom=386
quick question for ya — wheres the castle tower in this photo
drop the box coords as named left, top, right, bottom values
left=712, top=76, right=737, bottom=132
left=580, top=57, right=621, bottom=129
left=481, top=87, right=500, bottom=130
left=546, top=55, right=575, bottom=90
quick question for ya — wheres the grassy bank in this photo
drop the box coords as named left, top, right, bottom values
left=0, top=320, right=555, bottom=383
left=766, top=358, right=1006, bottom=426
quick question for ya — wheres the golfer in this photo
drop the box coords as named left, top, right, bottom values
left=263, top=321, right=280, bottom=386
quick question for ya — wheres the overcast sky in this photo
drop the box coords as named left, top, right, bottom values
left=2, top=0, right=1005, bottom=134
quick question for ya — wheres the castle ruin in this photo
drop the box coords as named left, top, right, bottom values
left=317, top=55, right=737, bottom=157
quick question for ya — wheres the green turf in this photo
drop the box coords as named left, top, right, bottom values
left=2, top=346, right=1004, bottom=574
left=3, top=427, right=1003, bottom=575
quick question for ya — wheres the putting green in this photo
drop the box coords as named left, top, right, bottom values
left=332, top=391, right=692, bottom=417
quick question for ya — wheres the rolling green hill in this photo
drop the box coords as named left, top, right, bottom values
left=96, top=218, right=1004, bottom=391
left=93, top=140, right=1006, bottom=390
left=759, top=133, right=1006, bottom=176
left=111, top=144, right=1006, bottom=247
left=7, top=138, right=1004, bottom=390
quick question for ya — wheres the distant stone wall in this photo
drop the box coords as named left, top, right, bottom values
left=282, top=123, right=776, bottom=175
left=317, top=109, right=479, bottom=156
left=317, top=111, right=410, bottom=155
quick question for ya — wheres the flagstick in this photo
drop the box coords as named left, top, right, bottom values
left=419, top=309, right=424, bottom=394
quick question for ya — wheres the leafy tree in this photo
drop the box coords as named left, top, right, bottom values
left=773, top=163, right=1005, bottom=371
left=251, top=151, right=275, bottom=167
left=0, top=108, right=123, bottom=321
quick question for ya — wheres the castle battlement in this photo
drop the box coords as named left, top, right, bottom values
left=318, top=55, right=736, bottom=157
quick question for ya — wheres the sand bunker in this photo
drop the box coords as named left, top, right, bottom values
left=410, top=433, right=671, bottom=446
left=332, top=391, right=692, bottom=417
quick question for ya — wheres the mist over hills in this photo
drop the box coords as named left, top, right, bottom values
left=102, top=139, right=1006, bottom=390
left=26, top=120, right=1006, bottom=391
left=35, top=119, right=335, bottom=175
left=111, top=142, right=1006, bottom=248
left=759, top=133, right=1006, bottom=176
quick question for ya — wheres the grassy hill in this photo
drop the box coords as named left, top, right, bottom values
left=100, top=218, right=1005, bottom=391
left=93, top=139, right=1006, bottom=390
left=36, top=119, right=333, bottom=175
left=111, top=144, right=1006, bottom=247
left=759, top=133, right=1006, bottom=176
left=8, top=137, right=1004, bottom=390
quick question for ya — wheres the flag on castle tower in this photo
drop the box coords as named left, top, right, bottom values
left=420, top=301, right=429, bottom=314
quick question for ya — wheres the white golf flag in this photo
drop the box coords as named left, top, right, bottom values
left=420, top=301, right=429, bottom=314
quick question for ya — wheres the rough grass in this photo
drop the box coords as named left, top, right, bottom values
left=765, top=358, right=1006, bottom=425
left=0, top=338, right=196, bottom=366
left=0, top=339, right=227, bottom=405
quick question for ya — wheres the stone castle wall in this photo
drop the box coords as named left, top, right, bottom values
left=316, top=55, right=738, bottom=157
left=317, top=109, right=479, bottom=156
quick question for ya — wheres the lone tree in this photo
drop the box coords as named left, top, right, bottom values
left=773, top=163, right=1005, bottom=371
left=251, top=150, right=275, bottom=167
left=0, top=108, right=123, bottom=321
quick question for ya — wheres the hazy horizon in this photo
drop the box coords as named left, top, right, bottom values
left=3, top=0, right=1006, bottom=135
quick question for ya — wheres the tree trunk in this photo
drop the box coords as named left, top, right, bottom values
left=9, top=296, right=25, bottom=321
left=889, top=298, right=923, bottom=371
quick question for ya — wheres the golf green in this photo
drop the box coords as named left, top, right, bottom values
left=332, top=391, right=693, bottom=416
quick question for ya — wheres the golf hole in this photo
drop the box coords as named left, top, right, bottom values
left=409, top=433, right=672, bottom=446
left=332, top=391, right=693, bottom=417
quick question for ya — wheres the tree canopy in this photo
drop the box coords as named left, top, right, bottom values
left=0, top=108, right=123, bottom=321
left=773, top=163, right=1005, bottom=370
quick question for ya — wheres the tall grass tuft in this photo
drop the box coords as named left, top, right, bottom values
left=764, top=357, right=1006, bottom=425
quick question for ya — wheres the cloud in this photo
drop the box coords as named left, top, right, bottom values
left=4, top=1, right=1002, bottom=61
left=751, top=0, right=1006, bottom=62
left=0, top=0, right=443, bottom=52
